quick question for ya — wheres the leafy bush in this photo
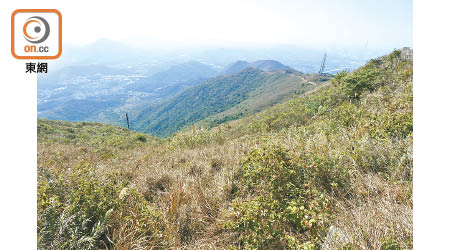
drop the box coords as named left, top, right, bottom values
left=340, top=66, right=382, bottom=99
left=136, top=134, right=147, bottom=142
left=331, top=70, right=349, bottom=86
left=380, top=239, right=401, bottom=250
left=226, top=145, right=329, bottom=249
left=38, top=162, right=164, bottom=249
left=38, top=162, right=125, bottom=249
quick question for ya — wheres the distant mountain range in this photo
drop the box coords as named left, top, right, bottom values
left=127, top=61, right=219, bottom=93
left=223, top=60, right=292, bottom=75
left=52, top=38, right=384, bottom=74
left=38, top=58, right=331, bottom=136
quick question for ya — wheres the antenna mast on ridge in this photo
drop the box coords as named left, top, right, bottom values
left=318, top=52, right=327, bottom=75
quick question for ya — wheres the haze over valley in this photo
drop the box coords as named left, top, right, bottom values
left=38, top=39, right=391, bottom=135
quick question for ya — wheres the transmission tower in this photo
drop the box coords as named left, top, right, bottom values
left=318, top=52, right=327, bottom=75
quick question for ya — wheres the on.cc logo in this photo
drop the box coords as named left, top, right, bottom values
left=23, top=16, right=50, bottom=44
left=11, top=9, right=62, bottom=60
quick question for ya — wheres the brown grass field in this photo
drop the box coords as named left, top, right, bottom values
left=38, top=50, right=412, bottom=249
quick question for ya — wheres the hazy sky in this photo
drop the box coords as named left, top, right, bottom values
left=19, top=0, right=412, bottom=50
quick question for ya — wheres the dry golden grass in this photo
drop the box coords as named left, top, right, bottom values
left=328, top=174, right=413, bottom=249
left=38, top=50, right=413, bottom=249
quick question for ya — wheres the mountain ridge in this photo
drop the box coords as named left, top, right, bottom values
left=134, top=67, right=328, bottom=137
left=223, top=59, right=292, bottom=75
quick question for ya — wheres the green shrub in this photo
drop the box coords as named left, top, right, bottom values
left=383, top=112, right=413, bottom=138
left=340, top=66, right=382, bottom=100
left=38, top=163, right=125, bottom=249
left=226, top=145, right=328, bottom=249
left=331, top=70, right=349, bottom=86
left=136, top=134, right=147, bottom=142
left=380, top=239, right=401, bottom=250
left=38, top=162, right=164, bottom=249
left=388, top=49, right=402, bottom=64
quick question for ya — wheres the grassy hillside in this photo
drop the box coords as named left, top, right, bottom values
left=135, top=68, right=328, bottom=137
left=38, top=49, right=412, bottom=249
left=38, top=119, right=156, bottom=146
left=201, top=72, right=327, bottom=128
